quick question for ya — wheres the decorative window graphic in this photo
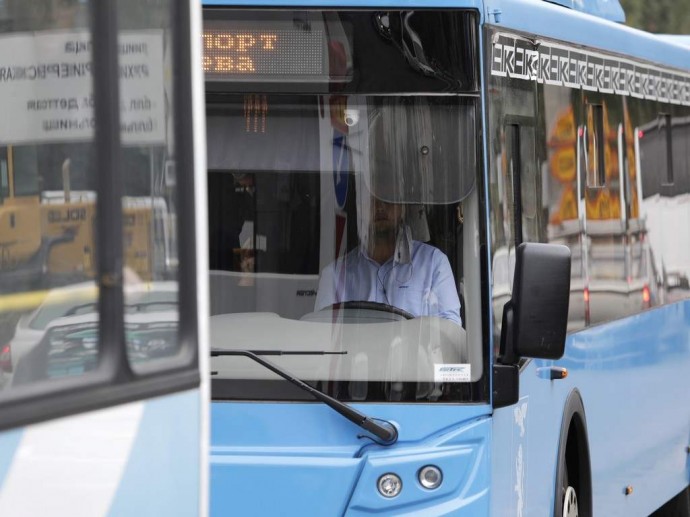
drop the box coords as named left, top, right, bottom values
left=491, top=34, right=690, bottom=106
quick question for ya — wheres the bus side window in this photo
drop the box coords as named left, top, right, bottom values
left=516, top=126, right=540, bottom=243
left=504, top=121, right=540, bottom=246
left=505, top=124, right=522, bottom=246
left=660, top=113, right=674, bottom=186
left=493, top=122, right=538, bottom=346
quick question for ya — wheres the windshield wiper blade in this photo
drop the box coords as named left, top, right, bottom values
left=211, top=349, right=398, bottom=445
left=210, top=350, right=344, bottom=376
left=221, top=350, right=347, bottom=356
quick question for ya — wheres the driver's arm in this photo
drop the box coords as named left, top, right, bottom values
left=314, top=262, right=337, bottom=311
left=428, top=249, right=462, bottom=325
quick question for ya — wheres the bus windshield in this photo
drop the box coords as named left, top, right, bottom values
left=207, top=9, right=484, bottom=403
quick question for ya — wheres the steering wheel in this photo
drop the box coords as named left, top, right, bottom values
left=325, top=301, right=414, bottom=320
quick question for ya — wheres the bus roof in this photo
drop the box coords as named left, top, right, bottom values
left=491, top=0, right=690, bottom=74
left=542, top=0, right=625, bottom=23
left=657, top=35, right=690, bottom=48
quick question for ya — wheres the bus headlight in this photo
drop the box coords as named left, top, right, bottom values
left=377, top=473, right=402, bottom=498
left=418, top=465, right=443, bottom=490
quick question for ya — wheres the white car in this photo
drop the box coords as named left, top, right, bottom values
left=3, top=281, right=179, bottom=386
left=12, top=309, right=180, bottom=384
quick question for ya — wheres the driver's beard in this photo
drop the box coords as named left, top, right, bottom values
left=370, top=226, right=395, bottom=246
left=366, top=226, right=396, bottom=263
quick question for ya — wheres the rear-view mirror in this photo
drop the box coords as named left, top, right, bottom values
left=501, top=242, right=571, bottom=361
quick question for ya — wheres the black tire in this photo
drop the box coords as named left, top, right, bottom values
left=559, top=458, right=579, bottom=517
left=554, top=390, right=592, bottom=517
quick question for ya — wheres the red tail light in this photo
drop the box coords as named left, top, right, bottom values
left=642, top=284, right=651, bottom=308
left=583, top=286, right=591, bottom=326
left=0, top=344, right=11, bottom=373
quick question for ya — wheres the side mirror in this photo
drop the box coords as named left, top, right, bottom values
left=500, top=242, right=571, bottom=362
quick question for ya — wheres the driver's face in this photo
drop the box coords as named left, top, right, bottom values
left=371, top=197, right=403, bottom=236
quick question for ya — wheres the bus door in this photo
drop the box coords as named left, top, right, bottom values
left=0, top=1, right=206, bottom=516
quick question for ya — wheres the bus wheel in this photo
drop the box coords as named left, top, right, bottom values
left=563, top=486, right=579, bottom=517
left=561, top=459, right=579, bottom=517
left=555, top=391, right=592, bottom=517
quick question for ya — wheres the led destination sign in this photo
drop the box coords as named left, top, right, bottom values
left=203, top=21, right=331, bottom=81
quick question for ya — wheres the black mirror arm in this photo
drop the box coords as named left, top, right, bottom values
left=498, top=300, right=520, bottom=365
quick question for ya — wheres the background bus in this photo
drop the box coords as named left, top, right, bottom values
left=1, top=0, right=688, bottom=516
left=0, top=1, right=206, bottom=515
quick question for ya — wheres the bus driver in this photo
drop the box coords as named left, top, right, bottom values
left=314, top=195, right=462, bottom=325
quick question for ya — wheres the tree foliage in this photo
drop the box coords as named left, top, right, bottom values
left=620, top=0, right=690, bottom=34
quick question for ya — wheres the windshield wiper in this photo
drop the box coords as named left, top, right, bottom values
left=211, top=349, right=398, bottom=445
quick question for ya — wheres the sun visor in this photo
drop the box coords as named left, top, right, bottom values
left=354, top=97, right=475, bottom=205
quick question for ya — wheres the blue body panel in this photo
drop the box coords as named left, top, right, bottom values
left=211, top=299, right=690, bottom=515
left=542, top=0, right=625, bottom=23
left=108, top=390, right=201, bottom=517
left=0, top=389, right=201, bottom=517
left=0, top=430, right=22, bottom=488
left=564, top=303, right=690, bottom=515
left=492, top=301, right=690, bottom=516
left=211, top=403, right=491, bottom=515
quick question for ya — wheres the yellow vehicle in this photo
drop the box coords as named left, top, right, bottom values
left=0, top=144, right=174, bottom=291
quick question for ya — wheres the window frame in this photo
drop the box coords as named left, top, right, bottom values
left=502, top=116, right=539, bottom=247
left=0, top=147, right=9, bottom=202
left=660, top=112, right=674, bottom=186
left=585, top=103, right=606, bottom=189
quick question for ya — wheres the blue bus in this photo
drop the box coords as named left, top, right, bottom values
left=0, top=0, right=207, bottom=515
left=203, top=0, right=690, bottom=516
left=0, top=0, right=689, bottom=516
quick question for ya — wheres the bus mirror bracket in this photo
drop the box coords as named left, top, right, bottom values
left=493, top=364, right=519, bottom=408
left=499, top=243, right=571, bottom=363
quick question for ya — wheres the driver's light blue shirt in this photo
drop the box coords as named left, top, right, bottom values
left=315, top=241, right=462, bottom=324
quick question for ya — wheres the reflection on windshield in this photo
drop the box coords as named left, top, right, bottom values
left=7, top=281, right=180, bottom=385
left=207, top=94, right=482, bottom=402
left=0, top=0, right=182, bottom=393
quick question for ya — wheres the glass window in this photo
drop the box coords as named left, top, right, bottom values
left=0, top=0, right=99, bottom=390
left=208, top=94, right=480, bottom=402
left=518, top=126, right=539, bottom=238
left=204, top=9, right=482, bottom=404
left=589, top=235, right=626, bottom=280
left=662, top=113, right=674, bottom=185
left=0, top=0, right=189, bottom=391
left=491, top=121, right=537, bottom=344
left=504, top=123, right=539, bottom=244
left=504, top=124, right=521, bottom=244
left=117, top=0, right=181, bottom=374
left=639, top=113, right=673, bottom=191
left=11, top=147, right=40, bottom=196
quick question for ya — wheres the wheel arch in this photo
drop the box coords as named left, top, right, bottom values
left=554, top=388, right=593, bottom=517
